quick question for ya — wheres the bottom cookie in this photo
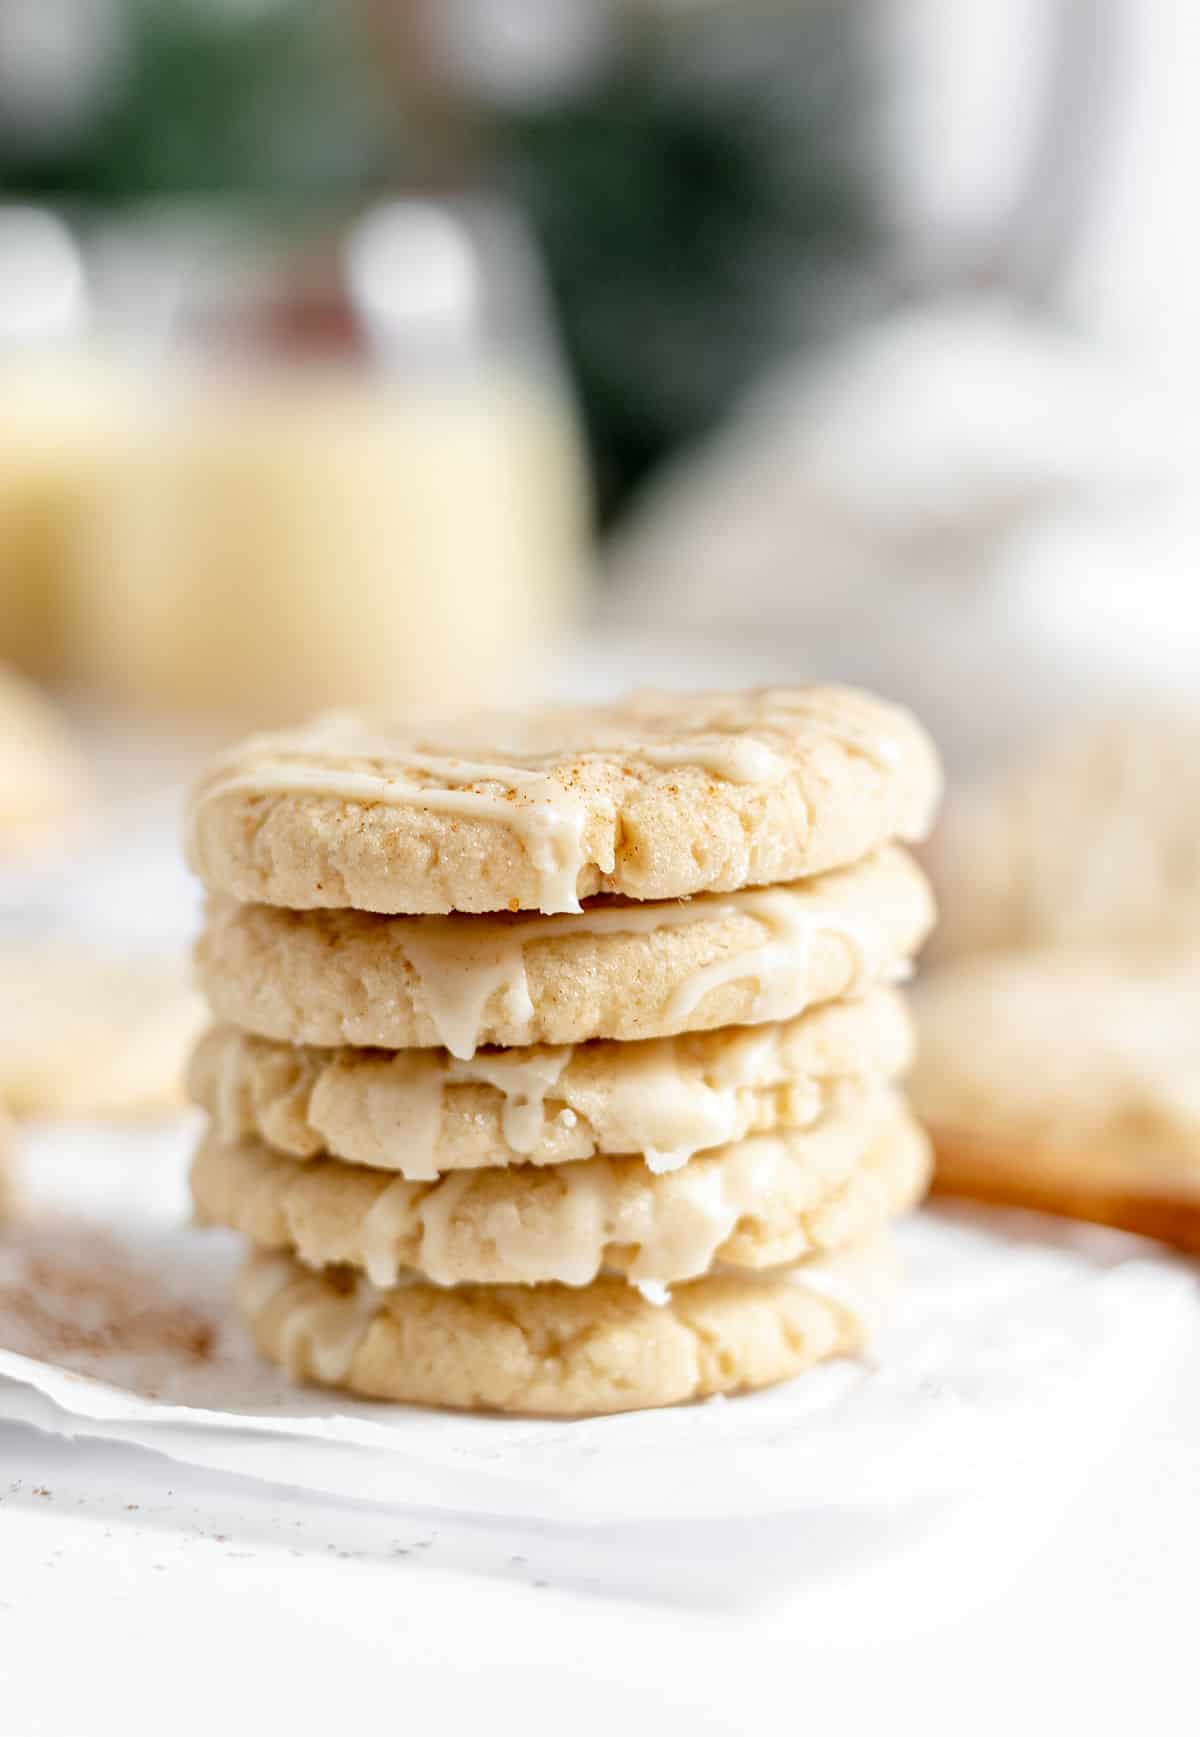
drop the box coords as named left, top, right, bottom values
left=930, top=1127, right=1200, bottom=1253
left=236, top=1237, right=895, bottom=1416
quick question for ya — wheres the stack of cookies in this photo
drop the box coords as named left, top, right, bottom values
left=185, top=688, right=941, bottom=1415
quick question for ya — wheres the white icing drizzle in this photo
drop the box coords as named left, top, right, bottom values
left=758, top=690, right=903, bottom=771
left=215, top=1034, right=250, bottom=1141
left=468, top=692, right=899, bottom=781
left=190, top=711, right=794, bottom=920
left=238, top=1253, right=377, bottom=1385
left=219, top=1009, right=860, bottom=1181
left=194, top=750, right=592, bottom=916
left=361, top=1176, right=419, bottom=1288
left=621, top=1149, right=776, bottom=1284
left=278, top=1286, right=378, bottom=1384
left=357, top=1053, right=444, bottom=1182
left=239, top=1230, right=887, bottom=1380
left=633, top=1278, right=671, bottom=1306
left=345, top=1109, right=890, bottom=1289
left=448, top=1047, right=572, bottom=1153
left=395, top=922, right=538, bottom=1060
left=396, top=897, right=720, bottom=1058
left=311, top=1045, right=573, bottom=1179
left=416, top=1171, right=483, bottom=1288
left=397, top=882, right=885, bottom=1060
left=634, top=737, right=785, bottom=783
left=190, top=691, right=911, bottom=916
left=705, top=1025, right=785, bottom=1089
left=664, top=889, right=877, bottom=1025
left=595, top=1041, right=743, bottom=1174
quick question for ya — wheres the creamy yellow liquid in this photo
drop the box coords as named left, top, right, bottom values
left=70, top=363, right=589, bottom=720
left=0, top=351, right=132, bottom=677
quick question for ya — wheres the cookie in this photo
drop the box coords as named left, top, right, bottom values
left=930, top=712, right=1200, bottom=959
left=235, top=1234, right=896, bottom=1414
left=926, top=1129, right=1200, bottom=1251
left=912, top=948, right=1200, bottom=1245
left=186, top=686, right=941, bottom=916
left=0, top=1107, right=13, bottom=1214
left=188, top=987, right=913, bottom=1180
left=0, top=665, right=88, bottom=851
left=196, top=844, right=933, bottom=1057
left=190, top=1093, right=929, bottom=1288
left=0, top=946, right=205, bottom=1118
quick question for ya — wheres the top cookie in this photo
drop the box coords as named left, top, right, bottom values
left=186, top=686, right=941, bottom=915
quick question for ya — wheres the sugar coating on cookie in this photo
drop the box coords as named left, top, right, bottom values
left=236, top=1234, right=897, bottom=1414
left=187, top=686, right=941, bottom=915
left=191, top=1094, right=929, bottom=1288
left=196, top=844, right=934, bottom=1056
left=189, top=986, right=913, bottom=1179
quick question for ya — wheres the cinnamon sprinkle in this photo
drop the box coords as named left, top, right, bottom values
left=0, top=1228, right=215, bottom=1366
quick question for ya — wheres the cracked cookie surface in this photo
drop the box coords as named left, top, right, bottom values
left=187, top=685, right=940, bottom=916
left=188, top=987, right=913, bottom=1178
left=196, top=845, right=933, bottom=1055
left=191, top=1093, right=929, bottom=1288
left=236, top=1233, right=895, bottom=1414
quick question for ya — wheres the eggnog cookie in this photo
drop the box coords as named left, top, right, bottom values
left=931, top=712, right=1200, bottom=960
left=0, top=1107, right=13, bottom=1214
left=190, top=1093, right=929, bottom=1289
left=0, top=665, right=88, bottom=851
left=236, top=1234, right=895, bottom=1414
left=913, top=948, right=1200, bottom=1246
left=926, top=1131, right=1200, bottom=1249
left=186, top=686, right=941, bottom=916
left=196, top=845, right=933, bottom=1057
left=0, top=946, right=205, bottom=1118
left=188, top=987, right=913, bottom=1180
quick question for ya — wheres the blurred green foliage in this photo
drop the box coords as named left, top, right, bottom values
left=0, top=0, right=876, bottom=524
left=502, top=9, right=877, bottom=520
left=0, top=0, right=387, bottom=201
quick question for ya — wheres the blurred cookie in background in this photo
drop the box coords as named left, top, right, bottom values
left=0, top=1104, right=13, bottom=1215
left=928, top=711, right=1200, bottom=961
left=0, top=946, right=204, bottom=1120
left=911, top=947, right=1200, bottom=1249
left=0, top=664, right=90, bottom=853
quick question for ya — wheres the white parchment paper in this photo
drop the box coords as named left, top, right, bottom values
left=3, top=781, right=1198, bottom=1575
left=1, top=1117, right=1195, bottom=1532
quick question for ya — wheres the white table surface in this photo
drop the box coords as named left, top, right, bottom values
left=1, top=1316, right=1197, bottom=1737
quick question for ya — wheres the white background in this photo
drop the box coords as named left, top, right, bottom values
left=1, top=1360, right=1198, bottom=1736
